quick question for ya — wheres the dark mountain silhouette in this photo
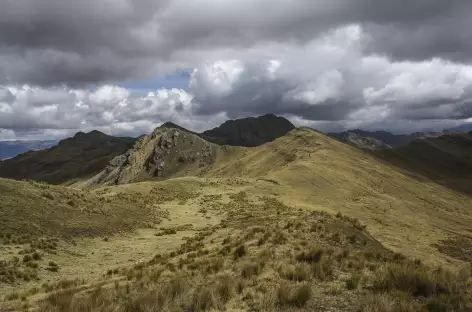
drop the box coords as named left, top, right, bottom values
left=201, top=114, right=295, bottom=147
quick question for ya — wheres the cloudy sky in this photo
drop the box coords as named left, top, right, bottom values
left=1, top=0, right=472, bottom=140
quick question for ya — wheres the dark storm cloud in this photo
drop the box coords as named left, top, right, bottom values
left=0, top=0, right=471, bottom=86
left=1, top=0, right=472, bottom=139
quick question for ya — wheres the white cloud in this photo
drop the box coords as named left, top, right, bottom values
left=89, top=85, right=130, bottom=107
left=0, top=84, right=229, bottom=139
left=2, top=24, right=472, bottom=140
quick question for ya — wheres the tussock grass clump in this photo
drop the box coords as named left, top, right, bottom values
left=46, top=261, right=59, bottom=272
left=158, top=277, right=189, bottom=304
left=295, top=247, right=324, bottom=263
left=190, top=287, right=217, bottom=311
left=40, top=286, right=117, bottom=312
left=373, top=263, right=461, bottom=298
left=346, top=272, right=363, bottom=290
left=272, top=230, right=287, bottom=245
left=203, top=257, right=225, bottom=274
left=155, top=228, right=177, bottom=236
left=426, top=294, right=472, bottom=312
left=361, top=294, right=417, bottom=312
left=32, top=251, right=42, bottom=260
left=30, top=238, right=59, bottom=251
left=312, top=258, right=334, bottom=281
left=4, top=292, right=20, bottom=301
left=215, top=274, right=235, bottom=304
left=257, top=231, right=271, bottom=246
left=233, top=244, right=247, bottom=259
left=241, top=261, right=264, bottom=279
left=25, top=261, right=39, bottom=269
left=277, top=283, right=312, bottom=308
left=278, top=263, right=312, bottom=281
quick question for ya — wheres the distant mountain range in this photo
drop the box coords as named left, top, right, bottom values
left=1, top=115, right=471, bottom=185
left=372, top=132, right=472, bottom=195
left=0, top=131, right=135, bottom=184
left=0, top=114, right=296, bottom=184
left=327, top=124, right=472, bottom=149
left=0, top=140, right=58, bottom=159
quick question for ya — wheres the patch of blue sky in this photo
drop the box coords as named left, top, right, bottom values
left=120, top=70, right=191, bottom=93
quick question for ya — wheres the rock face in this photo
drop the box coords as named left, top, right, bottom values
left=89, top=124, right=222, bottom=186
left=201, top=114, right=295, bottom=147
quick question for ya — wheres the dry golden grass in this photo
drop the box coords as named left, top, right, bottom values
left=1, top=190, right=464, bottom=312
left=2, top=127, right=472, bottom=311
left=204, top=128, right=472, bottom=268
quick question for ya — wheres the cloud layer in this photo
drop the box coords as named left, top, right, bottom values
left=1, top=0, right=472, bottom=139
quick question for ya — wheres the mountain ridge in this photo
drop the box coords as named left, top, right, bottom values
left=0, top=140, right=58, bottom=159
left=328, top=129, right=446, bottom=149
left=0, top=131, right=136, bottom=184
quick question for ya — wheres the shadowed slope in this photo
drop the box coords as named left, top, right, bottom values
left=327, top=129, right=443, bottom=148
left=202, top=114, right=295, bottom=147
left=372, top=132, right=472, bottom=195
left=0, top=131, right=135, bottom=184
left=0, top=140, right=58, bottom=160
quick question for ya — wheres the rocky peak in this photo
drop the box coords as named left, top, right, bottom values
left=89, top=124, right=219, bottom=186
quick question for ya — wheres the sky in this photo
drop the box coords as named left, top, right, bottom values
left=1, top=0, right=472, bottom=140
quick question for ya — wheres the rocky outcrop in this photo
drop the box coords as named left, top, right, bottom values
left=89, top=124, right=223, bottom=186
left=201, top=114, right=295, bottom=147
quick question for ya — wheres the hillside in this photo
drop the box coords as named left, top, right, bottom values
left=0, top=140, right=58, bottom=160
left=327, top=131, right=392, bottom=149
left=0, top=131, right=135, bottom=184
left=2, top=127, right=472, bottom=311
left=373, top=132, right=472, bottom=195
left=0, top=178, right=163, bottom=239
left=327, top=129, right=445, bottom=148
left=202, top=114, right=295, bottom=147
left=88, top=126, right=472, bottom=266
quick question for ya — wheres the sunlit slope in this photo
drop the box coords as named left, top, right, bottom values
left=79, top=126, right=472, bottom=265
left=207, top=127, right=472, bottom=266
left=0, top=178, right=162, bottom=239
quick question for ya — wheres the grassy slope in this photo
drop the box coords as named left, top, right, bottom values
left=372, top=133, right=472, bottom=195
left=2, top=128, right=472, bottom=311
left=0, top=178, right=162, bottom=239
left=21, top=183, right=472, bottom=312
left=0, top=131, right=135, bottom=185
left=206, top=128, right=472, bottom=266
